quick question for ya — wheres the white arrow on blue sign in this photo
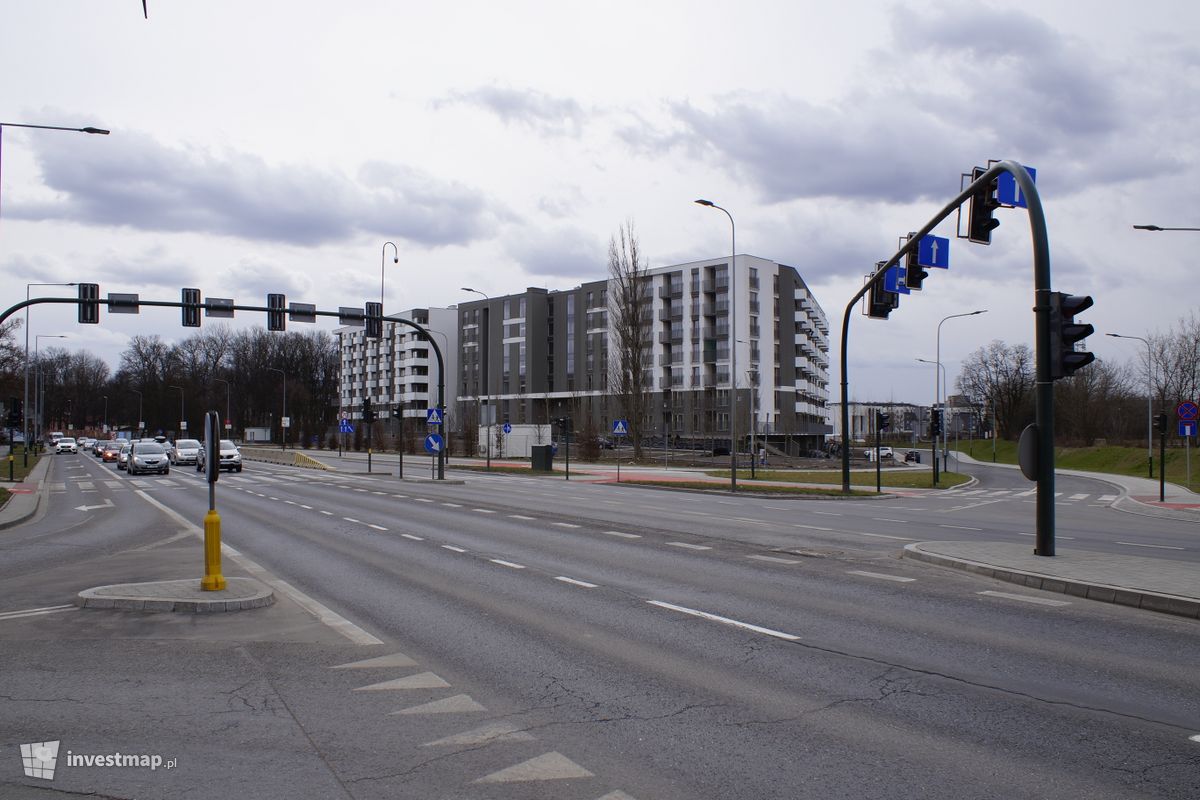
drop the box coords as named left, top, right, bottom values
left=612, top=419, right=629, bottom=436
left=502, top=422, right=512, bottom=434
left=996, top=166, right=1036, bottom=208
left=917, top=235, right=950, bottom=269
left=426, top=408, right=443, bottom=425
left=424, top=433, right=444, bottom=453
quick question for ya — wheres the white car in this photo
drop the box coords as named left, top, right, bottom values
left=197, top=439, right=243, bottom=473
left=55, top=437, right=78, bottom=454
left=863, top=446, right=894, bottom=460
left=170, top=438, right=202, bottom=466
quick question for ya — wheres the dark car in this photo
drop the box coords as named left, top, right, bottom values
left=904, top=450, right=922, bottom=463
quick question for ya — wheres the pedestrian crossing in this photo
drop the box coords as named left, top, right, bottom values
left=947, top=488, right=1119, bottom=503
left=51, top=468, right=353, bottom=495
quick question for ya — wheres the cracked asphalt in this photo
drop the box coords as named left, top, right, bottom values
left=1, top=455, right=1198, bottom=798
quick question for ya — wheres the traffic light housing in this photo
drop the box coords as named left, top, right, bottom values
left=1048, top=292, right=1095, bottom=379
left=267, top=293, right=286, bottom=332
left=182, top=288, right=202, bottom=327
left=930, top=408, right=942, bottom=437
left=1153, top=413, right=1167, bottom=435
left=365, top=301, right=382, bottom=339
left=78, top=283, right=100, bottom=324
left=866, top=262, right=899, bottom=319
left=876, top=410, right=891, bottom=432
left=966, top=166, right=1001, bottom=245
left=904, top=233, right=928, bottom=290
left=362, top=397, right=374, bottom=424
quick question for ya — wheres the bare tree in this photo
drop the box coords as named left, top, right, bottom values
left=607, top=220, right=651, bottom=460
left=956, top=340, right=1034, bottom=439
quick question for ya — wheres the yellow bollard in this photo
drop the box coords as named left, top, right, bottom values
left=200, top=508, right=226, bottom=591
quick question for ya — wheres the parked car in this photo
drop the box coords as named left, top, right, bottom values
left=170, top=438, right=201, bottom=466
left=127, top=441, right=170, bottom=476
left=116, top=442, right=132, bottom=470
left=904, top=450, right=922, bottom=463
left=197, top=439, right=243, bottom=473
left=863, top=446, right=894, bottom=460
left=55, top=437, right=78, bottom=454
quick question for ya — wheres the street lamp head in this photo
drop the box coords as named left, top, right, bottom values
left=694, top=199, right=714, bottom=207
left=80, top=127, right=110, bottom=135
left=1133, top=225, right=1163, bottom=231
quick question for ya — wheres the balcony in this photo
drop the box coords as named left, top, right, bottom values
left=659, top=284, right=683, bottom=299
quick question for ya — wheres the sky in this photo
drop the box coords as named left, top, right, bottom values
left=2, top=0, right=1198, bottom=405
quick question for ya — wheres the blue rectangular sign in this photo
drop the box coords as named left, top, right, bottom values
left=917, top=235, right=950, bottom=269
left=997, top=166, right=1037, bottom=208
left=1180, top=420, right=1196, bottom=438
left=883, top=265, right=910, bottom=295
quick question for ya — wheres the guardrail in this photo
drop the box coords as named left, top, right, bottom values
left=240, top=447, right=331, bottom=471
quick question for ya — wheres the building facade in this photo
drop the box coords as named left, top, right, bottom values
left=457, top=255, right=831, bottom=453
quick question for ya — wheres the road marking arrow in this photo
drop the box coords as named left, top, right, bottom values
left=74, top=498, right=115, bottom=512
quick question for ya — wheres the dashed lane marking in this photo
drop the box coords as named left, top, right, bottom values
left=473, top=508, right=496, bottom=514
left=666, top=542, right=712, bottom=550
left=747, top=555, right=801, bottom=565
left=442, top=545, right=467, bottom=553
left=552, top=522, right=581, bottom=528
left=490, top=559, right=526, bottom=569
left=0, top=605, right=76, bottom=621
left=648, top=600, right=801, bottom=641
left=555, top=577, right=598, bottom=588
left=366, top=524, right=387, bottom=531
left=603, top=531, right=641, bottom=539
left=401, top=534, right=424, bottom=541
left=510, top=514, right=536, bottom=520
left=1115, top=541, right=1185, bottom=551
left=939, top=524, right=982, bottom=531
left=847, top=570, right=916, bottom=583
left=319, top=510, right=334, bottom=516
left=978, top=591, right=1070, bottom=607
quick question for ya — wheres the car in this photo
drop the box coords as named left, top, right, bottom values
left=198, top=439, right=243, bottom=473
left=170, top=438, right=201, bottom=466
left=127, top=441, right=170, bottom=476
left=863, top=446, right=894, bottom=460
left=48, top=431, right=65, bottom=444
left=99, top=441, right=121, bottom=462
left=78, top=437, right=95, bottom=452
left=904, top=450, right=922, bottom=463
left=116, top=442, right=132, bottom=470
left=55, top=437, right=78, bottom=454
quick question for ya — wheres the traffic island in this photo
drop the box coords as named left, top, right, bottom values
left=76, top=577, right=274, bottom=613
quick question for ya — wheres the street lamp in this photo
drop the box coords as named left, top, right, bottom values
left=1133, top=225, right=1200, bottom=232
left=935, top=310, right=987, bottom=476
left=21, top=282, right=77, bottom=463
left=1107, top=333, right=1154, bottom=478
left=694, top=199, right=738, bottom=492
left=169, top=385, right=185, bottom=437
left=267, top=367, right=286, bottom=451
left=129, top=388, right=143, bottom=438
left=34, top=334, right=66, bottom=447
left=212, top=378, right=231, bottom=435
left=379, top=241, right=399, bottom=452
left=102, top=395, right=108, bottom=435
left=462, top=287, right=493, bottom=469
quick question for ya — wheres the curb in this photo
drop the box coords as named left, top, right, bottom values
left=0, top=457, right=52, bottom=530
left=902, top=543, right=1200, bottom=620
left=76, top=577, right=275, bottom=613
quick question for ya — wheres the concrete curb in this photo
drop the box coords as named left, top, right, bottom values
left=0, top=456, right=52, bottom=530
left=902, top=542, right=1200, bottom=620
left=76, top=577, right=275, bottom=613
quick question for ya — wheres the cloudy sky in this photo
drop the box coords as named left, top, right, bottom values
left=2, top=0, right=1197, bottom=404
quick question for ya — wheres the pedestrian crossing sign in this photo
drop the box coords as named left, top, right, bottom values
left=612, top=419, right=629, bottom=436
left=426, top=408, right=443, bottom=425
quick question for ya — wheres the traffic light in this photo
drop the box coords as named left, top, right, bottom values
left=6, top=398, right=21, bottom=428
left=904, top=233, right=928, bottom=290
left=365, top=301, right=382, bottom=339
left=267, top=293, right=286, bottom=332
left=965, top=166, right=1001, bottom=245
left=1048, top=292, right=1095, bottom=379
left=876, top=410, right=891, bottom=431
left=1153, top=413, right=1167, bottom=435
left=362, top=397, right=374, bottom=423
left=78, top=283, right=100, bottom=324
left=555, top=416, right=571, bottom=433
left=930, top=408, right=942, bottom=437
left=866, top=262, right=899, bottom=319
left=182, top=288, right=202, bottom=327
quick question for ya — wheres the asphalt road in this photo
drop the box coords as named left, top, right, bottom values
left=1, top=453, right=1197, bottom=799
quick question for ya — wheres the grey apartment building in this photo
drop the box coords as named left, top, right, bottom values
left=458, top=255, right=831, bottom=453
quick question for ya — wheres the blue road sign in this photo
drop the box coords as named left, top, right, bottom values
left=917, top=235, right=950, bottom=269
left=426, top=408, right=443, bottom=425
left=502, top=422, right=512, bottom=434
left=1178, top=402, right=1198, bottom=421
left=1180, top=421, right=1196, bottom=438
left=612, top=419, right=629, bottom=436
left=338, top=420, right=354, bottom=434
left=424, top=433, right=443, bottom=454
left=997, top=166, right=1037, bottom=208
left=883, top=265, right=910, bottom=295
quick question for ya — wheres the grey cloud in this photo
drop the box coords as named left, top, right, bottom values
left=434, top=86, right=585, bottom=137
left=13, top=132, right=499, bottom=248
left=504, top=225, right=605, bottom=280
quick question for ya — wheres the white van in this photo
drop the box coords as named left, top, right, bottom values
left=48, top=431, right=65, bottom=444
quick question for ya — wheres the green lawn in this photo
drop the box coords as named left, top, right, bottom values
left=960, top=437, right=1200, bottom=490
left=617, top=479, right=879, bottom=496
left=0, top=449, right=41, bottom=506
left=703, top=468, right=972, bottom=489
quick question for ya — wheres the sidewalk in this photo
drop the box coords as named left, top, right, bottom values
left=0, top=454, right=50, bottom=530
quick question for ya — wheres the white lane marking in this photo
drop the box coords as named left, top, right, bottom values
left=1016, top=532, right=1075, bottom=540
left=732, top=517, right=771, bottom=526
left=300, top=505, right=313, bottom=510
left=555, top=576, right=599, bottom=588
left=353, top=488, right=368, bottom=493
left=128, top=531, right=192, bottom=552
left=343, top=517, right=360, bottom=523
left=1099, top=494, right=1118, bottom=501
left=794, top=524, right=833, bottom=531
left=372, top=491, right=387, bottom=495
left=284, top=500, right=297, bottom=505
left=509, top=514, right=536, bottom=520
left=1115, top=541, right=1185, bottom=551
left=939, top=524, right=983, bottom=531
left=979, top=591, right=1070, bottom=607
left=415, top=498, right=433, bottom=503
left=442, top=503, right=463, bottom=508
left=872, top=518, right=908, bottom=523
left=490, top=559, right=525, bottom=569
left=848, top=570, right=916, bottom=583
left=1016, top=489, right=1037, bottom=497
left=603, top=531, right=641, bottom=539
left=0, top=604, right=76, bottom=621
left=811, top=510, right=841, bottom=516
left=473, top=508, right=496, bottom=514
left=1068, top=493, right=1089, bottom=501
left=648, top=600, right=800, bottom=641
left=269, top=496, right=280, bottom=501
left=442, top=545, right=467, bottom=553
left=131, top=489, right=383, bottom=645
left=319, top=510, right=334, bottom=515
left=747, top=555, right=801, bottom=565
left=392, top=494, right=408, bottom=498
left=401, top=534, right=424, bottom=541
left=847, top=531, right=915, bottom=541
left=1189, top=734, right=1200, bottom=743
left=667, top=542, right=712, bottom=550
left=367, top=524, right=387, bottom=531
left=764, top=506, right=791, bottom=510
left=552, top=522, right=580, bottom=528
left=715, top=500, right=740, bottom=506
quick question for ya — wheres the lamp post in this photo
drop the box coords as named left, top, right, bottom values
left=380, top=241, right=399, bottom=457
left=129, top=388, right=143, bottom=438
left=169, top=385, right=185, bottom=438
left=102, top=395, right=108, bottom=435
left=21, top=283, right=77, bottom=463
left=935, top=310, right=987, bottom=476
left=34, top=334, right=66, bottom=447
left=694, top=199, right=738, bottom=492
left=267, top=367, right=286, bottom=451
left=212, top=378, right=231, bottom=435
left=462, top=287, right=493, bottom=469
left=1106, top=333, right=1154, bottom=478
left=917, top=357, right=946, bottom=461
